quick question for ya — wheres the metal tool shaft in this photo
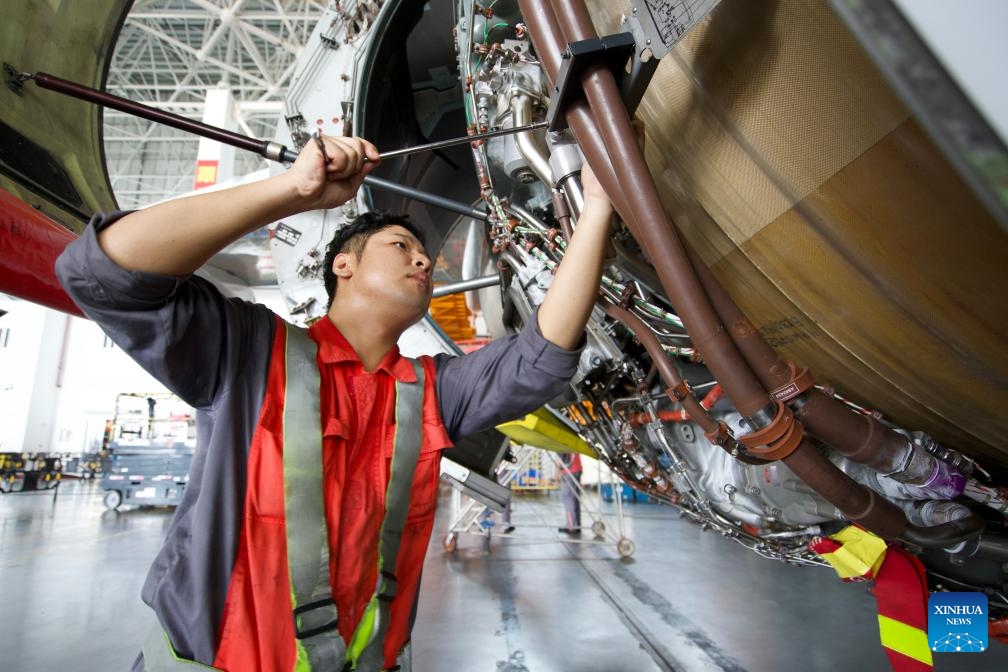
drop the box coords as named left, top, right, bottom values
left=377, top=122, right=549, bottom=160
left=26, top=71, right=494, bottom=220
left=31, top=71, right=545, bottom=164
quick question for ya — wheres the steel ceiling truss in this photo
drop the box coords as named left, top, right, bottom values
left=104, top=0, right=325, bottom=208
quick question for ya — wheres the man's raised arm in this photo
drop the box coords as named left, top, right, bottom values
left=536, top=161, right=615, bottom=350
left=97, top=136, right=379, bottom=275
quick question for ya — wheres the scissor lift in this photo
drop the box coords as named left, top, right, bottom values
left=100, top=392, right=195, bottom=510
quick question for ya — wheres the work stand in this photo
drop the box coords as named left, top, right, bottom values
left=441, top=445, right=635, bottom=557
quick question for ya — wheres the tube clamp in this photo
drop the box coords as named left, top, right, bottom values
left=769, top=361, right=815, bottom=403
left=704, top=421, right=732, bottom=447
left=739, top=401, right=805, bottom=460
left=618, top=283, right=636, bottom=309
left=668, top=380, right=693, bottom=402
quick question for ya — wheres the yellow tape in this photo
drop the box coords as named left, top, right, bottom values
left=817, top=525, right=887, bottom=580
left=878, top=615, right=933, bottom=665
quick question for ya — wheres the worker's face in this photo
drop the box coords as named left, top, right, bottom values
left=336, top=225, right=432, bottom=320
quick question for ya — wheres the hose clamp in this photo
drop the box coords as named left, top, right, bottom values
left=668, top=380, right=693, bottom=402
left=739, top=401, right=805, bottom=461
left=769, top=361, right=815, bottom=403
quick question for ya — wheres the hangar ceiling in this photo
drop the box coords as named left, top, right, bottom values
left=103, top=0, right=325, bottom=208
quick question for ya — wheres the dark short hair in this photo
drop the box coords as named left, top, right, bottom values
left=322, top=210, right=425, bottom=306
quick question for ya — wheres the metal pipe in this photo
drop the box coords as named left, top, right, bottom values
left=558, top=174, right=584, bottom=224
left=602, top=303, right=719, bottom=437
left=431, top=274, right=500, bottom=298
left=377, top=120, right=550, bottom=160
left=511, top=95, right=554, bottom=186
left=503, top=205, right=547, bottom=237
left=548, top=130, right=584, bottom=186
left=361, top=175, right=488, bottom=221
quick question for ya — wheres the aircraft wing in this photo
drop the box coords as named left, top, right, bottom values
left=1, top=0, right=125, bottom=229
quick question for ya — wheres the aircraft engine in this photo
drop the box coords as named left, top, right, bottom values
left=265, top=0, right=1008, bottom=615
left=1, top=0, right=1007, bottom=648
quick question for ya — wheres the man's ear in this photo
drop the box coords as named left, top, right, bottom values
left=332, top=252, right=354, bottom=280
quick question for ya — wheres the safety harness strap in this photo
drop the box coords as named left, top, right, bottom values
left=283, top=323, right=344, bottom=670
left=346, top=359, right=425, bottom=671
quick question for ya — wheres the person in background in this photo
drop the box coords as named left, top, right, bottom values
left=559, top=451, right=583, bottom=536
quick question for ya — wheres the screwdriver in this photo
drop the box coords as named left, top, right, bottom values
left=27, top=70, right=548, bottom=166
left=314, top=121, right=550, bottom=164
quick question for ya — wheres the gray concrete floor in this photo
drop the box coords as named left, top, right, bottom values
left=1, top=480, right=1003, bottom=671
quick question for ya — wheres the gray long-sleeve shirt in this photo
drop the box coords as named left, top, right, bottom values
left=55, top=212, right=581, bottom=665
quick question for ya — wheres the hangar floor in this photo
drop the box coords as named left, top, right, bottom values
left=0, top=480, right=1003, bottom=671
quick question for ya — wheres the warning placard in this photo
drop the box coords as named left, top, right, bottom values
left=274, top=223, right=302, bottom=247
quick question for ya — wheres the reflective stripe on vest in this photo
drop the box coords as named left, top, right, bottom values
left=284, top=323, right=425, bottom=672
left=345, top=357, right=425, bottom=670
left=283, top=324, right=342, bottom=670
left=141, top=623, right=222, bottom=671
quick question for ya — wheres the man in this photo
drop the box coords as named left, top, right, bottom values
left=56, top=135, right=614, bottom=671
left=559, top=451, right=583, bottom=536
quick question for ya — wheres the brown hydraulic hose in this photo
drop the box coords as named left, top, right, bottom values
left=603, top=304, right=768, bottom=466
left=528, top=0, right=912, bottom=540
left=783, top=445, right=907, bottom=539
left=602, top=304, right=720, bottom=436
left=684, top=223, right=985, bottom=547
left=541, top=0, right=775, bottom=422
left=685, top=244, right=917, bottom=472
left=630, top=385, right=725, bottom=425
left=516, top=1, right=633, bottom=219
left=552, top=190, right=575, bottom=242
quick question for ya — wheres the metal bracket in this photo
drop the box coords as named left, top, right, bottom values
left=623, top=1, right=722, bottom=60
left=4, top=63, right=31, bottom=95
left=441, top=459, right=511, bottom=513
left=546, top=32, right=636, bottom=132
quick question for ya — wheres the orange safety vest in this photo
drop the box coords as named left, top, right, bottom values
left=206, top=316, right=450, bottom=671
